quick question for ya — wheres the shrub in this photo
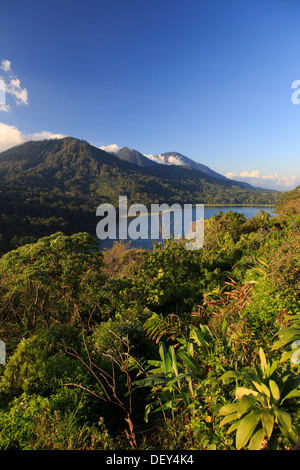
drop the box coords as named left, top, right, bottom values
left=0, top=394, right=114, bottom=450
left=220, top=348, right=300, bottom=450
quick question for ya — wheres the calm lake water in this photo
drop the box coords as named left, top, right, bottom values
left=98, top=206, right=277, bottom=251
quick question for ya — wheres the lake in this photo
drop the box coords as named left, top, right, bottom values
left=98, top=205, right=277, bottom=251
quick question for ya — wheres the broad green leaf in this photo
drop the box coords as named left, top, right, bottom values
left=269, top=380, right=280, bottom=402
left=220, top=412, right=239, bottom=427
left=276, top=328, right=300, bottom=348
left=235, top=387, right=258, bottom=400
left=218, top=403, right=239, bottom=416
left=280, top=373, right=300, bottom=400
left=272, top=339, right=285, bottom=351
left=280, top=389, right=300, bottom=404
left=275, top=407, right=292, bottom=432
left=190, top=325, right=213, bottom=349
left=260, top=409, right=274, bottom=439
left=236, top=410, right=261, bottom=450
left=253, top=363, right=263, bottom=382
left=259, top=348, right=268, bottom=375
left=169, top=346, right=179, bottom=376
left=283, top=327, right=300, bottom=341
left=226, top=420, right=241, bottom=435
left=176, top=337, right=187, bottom=347
left=133, top=375, right=166, bottom=388
left=251, top=380, right=263, bottom=393
left=177, top=351, right=199, bottom=376
left=278, top=423, right=298, bottom=447
left=237, top=394, right=255, bottom=418
left=165, top=372, right=193, bottom=390
left=189, top=328, right=206, bottom=348
left=248, top=428, right=266, bottom=450
left=260, top=383, right=271, bottom=398
left=148, top=360, right=163, bottom=368
left=279, top=350, right=292, bottom=363
left=159, top=342, right=172, bottom=376
left=267, top=360, right=279, bottom=378
left=221, top=370, right=244, bottom=382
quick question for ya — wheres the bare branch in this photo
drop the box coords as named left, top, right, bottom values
left=60, top=326, right=137, bottom=449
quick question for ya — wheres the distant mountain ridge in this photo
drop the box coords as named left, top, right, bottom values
left=107, top=145, right=255, bottom=189
left=116, top=147, right=155, bottom=168
left=146, top=151, right=228, bottom=181
left=0, top=136, right=279, bottom=252
left=105, top=145, right=229, bottom=181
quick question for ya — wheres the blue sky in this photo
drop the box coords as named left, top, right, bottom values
left=1, top=0, right=300, bottom=190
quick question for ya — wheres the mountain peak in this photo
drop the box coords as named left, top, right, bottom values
left=96, top=143, right=231, bottom=181
left=121, top=148, right=229, bottom=181
left=117, top=147, right=155, bottom=167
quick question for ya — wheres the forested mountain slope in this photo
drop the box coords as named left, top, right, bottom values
left=0, top=137, right=279, bottom=252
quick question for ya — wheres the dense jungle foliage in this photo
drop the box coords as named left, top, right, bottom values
left=0, top=185, right=298, bottom=451
left=0, top=137, right=278, bottom=254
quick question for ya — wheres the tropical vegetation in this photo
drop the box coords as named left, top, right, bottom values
left=0, top=182, right=299, bottom=450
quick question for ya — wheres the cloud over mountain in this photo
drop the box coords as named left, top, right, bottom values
left=0, top=122, right=65, bottom=152
left=99, top=144, right=120, bottom=154
left=145, top=153, right=183, bottom=166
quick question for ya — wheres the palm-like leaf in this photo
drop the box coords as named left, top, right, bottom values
left=220, top=349, right=299, bottom=449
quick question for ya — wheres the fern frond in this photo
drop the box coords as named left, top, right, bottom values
left=143, top=313, right=183, bottom=344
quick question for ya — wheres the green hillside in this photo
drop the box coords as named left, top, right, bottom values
left=0, top=137, right=279, bottom=252
left=0, top=186, right=298, bottom=450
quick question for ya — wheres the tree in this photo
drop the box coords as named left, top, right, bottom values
left=0, top=232, right=105, bottom=331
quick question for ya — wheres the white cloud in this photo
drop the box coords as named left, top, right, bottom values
left=0, top=60, right=11, bottom=72
left=0, top=103, right=10, bottom=112
left=26, top=130, right=65, bottom=141
left=99, top=144, right=120, bottom=154
left=0, top=59, right=28, bottom=110
left=6, top=77, right=28, bottom=106
left=225, top=169, right=300, bottom=191
left=145, top=154, right=166, bottom=164
left=167, top=155, right=183, bottom=166
left=144, top=153, right=184, bottom=166
left=0, top=123, right=23, bottom=151
left=239, top=170, right=260, bottom=178
left=0, top=122, right=65, bottom=153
